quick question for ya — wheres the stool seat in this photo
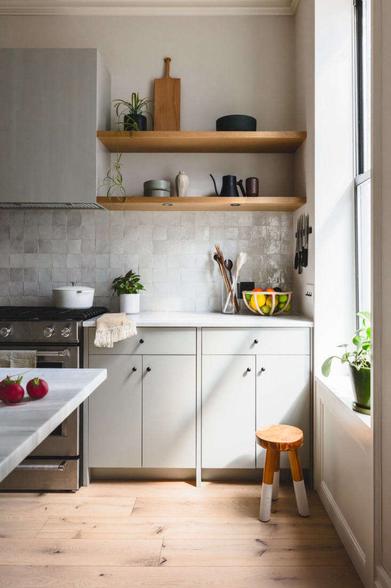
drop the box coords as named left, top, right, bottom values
left=256, top=423, right=309, bottom=523
left=256, top=424, right=304, bottom=451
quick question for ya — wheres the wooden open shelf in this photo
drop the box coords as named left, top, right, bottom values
left=96, top=131, right=307, bottom=154
left=97, top=196, right=306, bottom=212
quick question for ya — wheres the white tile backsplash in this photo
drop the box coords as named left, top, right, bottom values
left=0, top=209, right=294, bottom=311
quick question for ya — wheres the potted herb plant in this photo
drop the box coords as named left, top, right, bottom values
left=112, top=270, right=145, bottom=314
left=113, top=92, right=151, bottom=131
left=321, top=312, right=371, bottom=414
left=100, top=153, right=126, bottom=197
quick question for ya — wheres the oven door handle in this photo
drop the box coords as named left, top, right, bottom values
left=36, top=350, right=70, bottom=358
left=15, top=460, right=66, bottom=472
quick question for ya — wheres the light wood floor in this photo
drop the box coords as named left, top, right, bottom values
left=0, top=481, right=363, bottom=587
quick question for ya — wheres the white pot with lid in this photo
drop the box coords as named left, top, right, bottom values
left=53, top=286, right=95, bottom=309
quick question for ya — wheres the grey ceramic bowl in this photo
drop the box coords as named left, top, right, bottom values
left=216, top=115, right=257, bottom=132
left=144, top=180, right=171, bottom=197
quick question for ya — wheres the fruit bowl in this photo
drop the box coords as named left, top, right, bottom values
left=242, top=290, right=292, bottom=316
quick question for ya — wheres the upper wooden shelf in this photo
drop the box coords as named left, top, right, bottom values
left=96, top=131, right=307, bottom=154
left=97, top=196, right=306, bottom=212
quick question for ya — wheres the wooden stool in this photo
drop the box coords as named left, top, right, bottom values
left=256, top=424, right=310, bottom=522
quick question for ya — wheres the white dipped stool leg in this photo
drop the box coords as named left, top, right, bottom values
left=260, top=483, right=273, bottom=522
left=272, top=470, right=280, bottom=501
left=293, top=480, right=310, bottom=517
left=272, top=452, right=280, bottom=501
left=259, top=448, right=278, bottom=522
left=288, top=449, right=310, bottom=518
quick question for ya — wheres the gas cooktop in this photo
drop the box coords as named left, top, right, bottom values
left=0, top=306, right=108, bottom=322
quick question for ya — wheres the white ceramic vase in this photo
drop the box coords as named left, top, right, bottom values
left=175, top=171, right=189, bottom=197
left=119, top=293, right=140, bottom=314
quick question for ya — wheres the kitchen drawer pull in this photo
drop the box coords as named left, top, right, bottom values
left=139, top=339, right=144, bottom=344
left=146, top=367, right=151, bottom=372
left=246, top=367, right=252, bottom=373
left=132, top=367, right=137, bottom=372
left=259, top=367, right=266, bottom=373
left=253, top=339, right=259, bottom=344
left=15, top=461, right=66, bottom=472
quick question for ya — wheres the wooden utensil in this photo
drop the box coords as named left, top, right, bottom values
left=154, top=57, right=181, bottom=131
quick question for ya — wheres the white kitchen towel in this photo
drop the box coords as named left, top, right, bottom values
left=0, top=350, right=37, bottom=368
left=94, top=313, right=137, bottom=349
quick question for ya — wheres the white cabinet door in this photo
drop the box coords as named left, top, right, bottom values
left=202, top=355, right=256, bottom=469
left=256, top=355, right=310, bottom=468
left=142, top=355, right=196, bottom=468
left=89, top=355, right=142, bottom=468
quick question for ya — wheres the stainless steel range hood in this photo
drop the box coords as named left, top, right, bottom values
left=0, top=49, right=110, bottom=210
left=0, top=202, right=104, bottom=210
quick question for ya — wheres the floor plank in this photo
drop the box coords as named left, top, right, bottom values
left=0, top=565, right=363, bottom=588
left=0, top=481, right=363, bottom=587
left=160, top=537, right=351, bottom=567
left=37, top=515, right=338, bottom=541
left=0, top=538, right=162, bottom=567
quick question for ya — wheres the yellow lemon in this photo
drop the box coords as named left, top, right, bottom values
left=250, top=293, right=266, bottom=311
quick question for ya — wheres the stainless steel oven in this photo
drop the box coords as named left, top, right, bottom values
left=0, top=307, right=107, bottom=492
left=0, top=343, right=81, bottom=491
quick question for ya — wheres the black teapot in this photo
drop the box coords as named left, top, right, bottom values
left=210, top=174, right=246, bottom=197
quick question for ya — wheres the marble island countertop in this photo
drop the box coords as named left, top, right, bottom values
left=0, top=368, right=107, bottom=483
left=83, top=311, right=313, bottom=328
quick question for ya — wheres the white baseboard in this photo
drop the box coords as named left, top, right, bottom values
left=375, top=565, right=391, bottom=588
left=318, top=480, right=367, bottom=584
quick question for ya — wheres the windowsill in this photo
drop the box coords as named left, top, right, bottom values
left=315, top=374, right=372, bottom=429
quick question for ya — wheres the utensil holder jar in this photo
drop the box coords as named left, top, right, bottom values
left=221, top=281, right=238, bottom=314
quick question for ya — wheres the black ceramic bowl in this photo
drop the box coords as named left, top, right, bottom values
left=216, top=115, right=257, bottom=132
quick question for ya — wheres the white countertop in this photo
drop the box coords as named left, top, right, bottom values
left=0, top=368, right=107, bottom=482
left=83, top=311, right=313, bottom=328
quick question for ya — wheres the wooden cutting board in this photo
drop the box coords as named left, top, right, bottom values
left=154, top=57, right=181, bottom=131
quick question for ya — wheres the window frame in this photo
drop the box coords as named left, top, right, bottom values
left=353, top=0, right=371, bottom=317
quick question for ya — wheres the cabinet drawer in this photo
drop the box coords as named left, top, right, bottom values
left=88, top=327, right=196, bottom=355
left=202, top=328, right=310, bottom=355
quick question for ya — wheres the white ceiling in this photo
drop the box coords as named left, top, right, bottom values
left=0, top=0, right=300, bottom=15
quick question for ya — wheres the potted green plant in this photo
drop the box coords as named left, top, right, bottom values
left=112, top=270, right=145, bottom=314
left=100, top=153, right=126, bottom=197
left=113, top=92, right=151, bottom=131
left=321, top=312, right=371, bottom=414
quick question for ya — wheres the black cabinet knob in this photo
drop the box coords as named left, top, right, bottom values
left=260, top=367, right=266, bottom=373
left=139, top=339, right=144, bottom=344
left=246, top=367, right=252, bottom=373
left=146, top=367, right=151, bottom=372
left=253, top=339, right=259, bottom=344
left=132, top=367, right=137, bottom=372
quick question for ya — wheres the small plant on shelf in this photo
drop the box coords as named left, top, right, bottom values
left=113, top=92, right=152, bottom=131
left=321, top=311, right=371, bottom=414
left=112, top=270, right=145, bottom=314
left=100, top=153, right=126, bottom=197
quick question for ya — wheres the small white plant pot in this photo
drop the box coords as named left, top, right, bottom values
left=119, top=293, right=140, bottom=314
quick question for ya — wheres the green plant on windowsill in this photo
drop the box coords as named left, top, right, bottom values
left=113, top=92, right=152, bottom=131
left=321, top=311, right=371, bottom=414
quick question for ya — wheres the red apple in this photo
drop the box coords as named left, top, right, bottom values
left=0, top=375, right=24, bottom=404
left=26, top=377, right=49, bottom=400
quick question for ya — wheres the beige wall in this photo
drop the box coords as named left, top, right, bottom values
left=0, top=15, right=296, bottom=197
left=373, top=0, right=391, bottom=585
left=293, top=0, right=315, bottom=317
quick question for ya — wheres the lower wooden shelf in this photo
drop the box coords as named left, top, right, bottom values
left=97, top=196, right=306, bottom=212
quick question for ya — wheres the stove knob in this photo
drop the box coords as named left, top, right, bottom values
left=0, top=326, right=11, bottom=338
left=43, top=326, right=55, bottom=338
left=61, top=327, right=72, bottom=338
